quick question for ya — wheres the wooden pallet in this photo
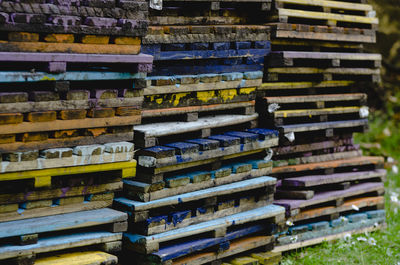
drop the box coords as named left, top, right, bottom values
left=269, top=0, right=378, bottom=30
left=0, top=208, right=127, bottom=263
left=267, top=51, right=381, bottom=68
left=135, top=114, right=258, bottom=148
left=276, top=209, right=386, bottom=250
left=268, top=23, right=376, bottom=43
left=136, top=128, right=279, bottom=175
left=124, top=157, right=272, bottom=201
left=172, top=238, right=279, bottom=265
left=115, top=177, right=276, bottom=235
left=124, top=205, right=285, bottom=255
left=0, top=52, right=153, bottom=73
left=143, top=25, right=270, bottom=44
left=0, top=1, right=148, bottom=37
left=142, top=41, right=270, bottom=61
left=274, top=182, right=384, bottom=217
left=258, top=80, right=355, bottom=94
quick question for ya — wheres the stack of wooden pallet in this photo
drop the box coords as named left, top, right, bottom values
left=257, top=0, right=386, bottom=251
left=113, top=1, right=288, bottom=264
left=0, top=0, right=153, bottom=264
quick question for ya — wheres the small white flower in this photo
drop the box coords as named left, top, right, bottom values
left=388, top=157, right=395, bottom=163
left=374, top=222, right=379, bottom=228
left=343, top=233, right=352, bottom=241
left=268, top=103, right=280, bottom=113
left=391, top=195, right=399, bottom=203
left=392, top=165, right=399, bottom=174
left=286, top=220, right=294, bottom=226
left=361, top=220, right=367, bottom=224
left=368, top=237, right=377, bottom=246
left=359, top=106, right=369, bottom=118
left=340, top=216, right=348, bottom=222
left=352, top=204, right=360, bottom=211
left=290, top=235, right=298, bottom=243
left=383, top=128, right=391, bottom=137
left=357, top=236, right=367, bottom=242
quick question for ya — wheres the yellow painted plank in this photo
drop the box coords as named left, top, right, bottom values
left=276, top=0, right=373, bottom=12
left=278, top=8, right=378, bottom=24
left=275, top=106, right=360, bottom=118
left=260, top=80, right=354, bottom=90
left=0, top=160, right=136, bottom=182
left=34, top=251, right=117, bottom=265
left=0, top=41, right=141, bottom=54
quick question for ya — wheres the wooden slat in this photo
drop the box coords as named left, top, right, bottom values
left=264, top=93, right=366, bottom=103
left=276, top=0, right=373, bottom=12
left=35, top=251, right=118, bottom=265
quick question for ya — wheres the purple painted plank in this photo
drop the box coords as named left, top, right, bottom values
left=282, top=169, right=386, bottom=188
left=274, top=182, right=384, bottom=210
left=0, top=52, right=153, bottom=64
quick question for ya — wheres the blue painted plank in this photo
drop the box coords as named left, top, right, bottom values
left=255, top=41, right=270, bottom=49
left=165, top=142, right=199, bottom=155
left=222, top=72, right=244, bottom=81
left=164, top=43, right=186, bottom=51
left=0, top=208, right=126, bottom=239
left=189, top=43, right=210, bottom=50
left=212, top=42, right=231, bottom=50
left=155, top=224, right=266, bottom=261
left=0, top=71, right=146, bottom=83
left=208, top=135, right=240, bottom=147
left=185, top=139, right=220, bottom=151
left=153, top=49, right=270, bottom=61
left=142, top=44, right=161, bottom=57
left=224, top=131, right=259, bottom=144
left=234, top=42, right=252, bottom=50
left=246, top=128, right=279, bottom=139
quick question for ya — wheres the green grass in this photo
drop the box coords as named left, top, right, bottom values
left=281, top=111, right=400, bottom=265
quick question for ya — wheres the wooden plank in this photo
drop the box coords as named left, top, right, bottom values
left=277, top=8, right=378, bottom=25
left=172, top=236, right=275, bottom=265
left=273, top=138, right=353, bottom=155
left=0, top=116, right=141, bottom=134
left=293, top=196, right=384, bottom=221
left=138, top=137, right=278, bottom=169
left=274, top=220, right=385, bottom=252
left=276, top=0, right=373, bottom=12
left=0, top=208, right=126, bottom=239
left=274, top=182, right=384, bottom=211
left=274, top=106, right=361, bottom=118
left=264, top=93, right=366, bottom=104
left=270, top=51, right=381, bottom=61
left=0, top=71, right=146, bottom=83
left=259, top=80, right=354, bottom=90
left=282, top=169, right=387, bottom=187
left=142, top=101, right=255, bottom=118
left=135, top=114, right=257, bottom=138
left=0, top=41, right=141, bottom=55
left=0, top=182, right=121, bottom=204
left=0, top=97, right=143, bottom=114
left=273, top=29, right=376, bottom=43
left=272, top=156, right=383, bottom=174
left=0, top=132, right=134, bottom=153
left=0, top=52, right=153, bottom=64
left=0, top=232, right=121, bottom=260
left=144, top=79, right=262, bottom=95
left=267, top=67, right=380, bottom=75
left=115, top=177, right=276, bottom=212
left=0, top=160, right=136, bottom=182
left=34, top=251, right=118, bottom=265
left=279, top=119, right=368, bottom=133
